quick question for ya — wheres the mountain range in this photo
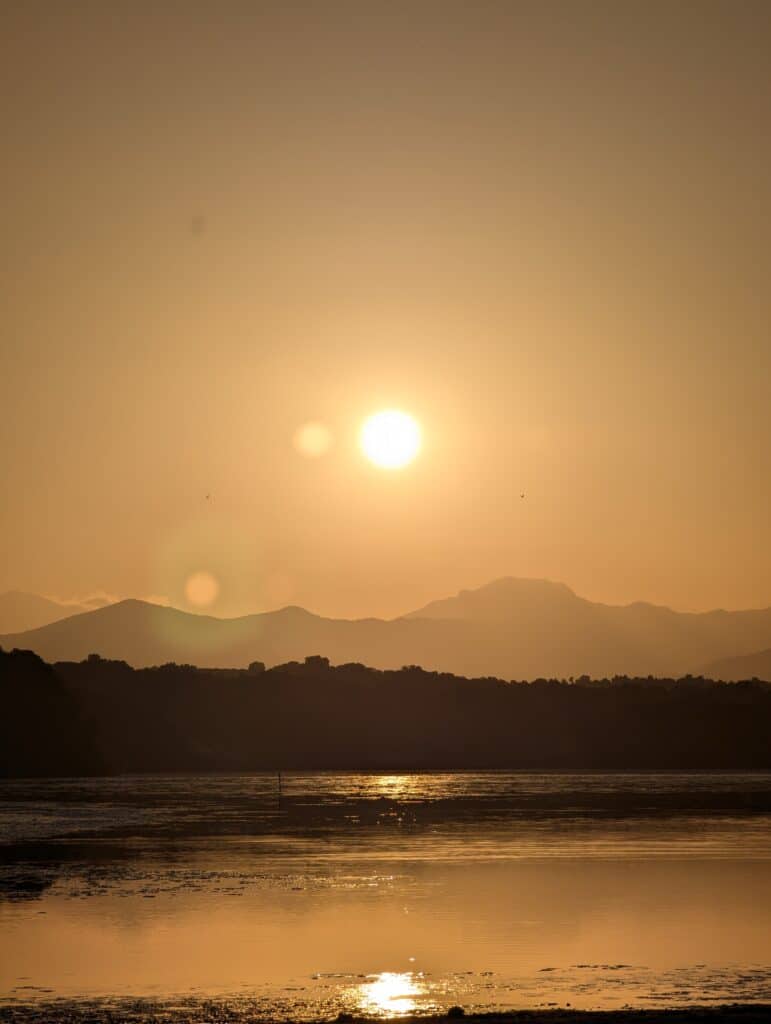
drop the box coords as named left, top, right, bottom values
left=2, top=577, right=770, bottom=679
left=704, top=647, right=771, bottom=682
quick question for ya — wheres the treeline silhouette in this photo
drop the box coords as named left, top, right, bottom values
left=2, top=647, right=771, bottom=776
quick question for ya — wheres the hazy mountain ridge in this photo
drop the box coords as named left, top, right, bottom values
left=0, top=590, right=108, bottom=634
left=704, top=647, right=771, bottom=682
left=2, top=578, right=771, bottom=679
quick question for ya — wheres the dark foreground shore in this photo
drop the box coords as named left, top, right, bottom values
left=2, top=1002, right=771, bottom=1024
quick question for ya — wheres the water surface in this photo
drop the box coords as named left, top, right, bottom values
left=1, top=772, right=770, bottom=1017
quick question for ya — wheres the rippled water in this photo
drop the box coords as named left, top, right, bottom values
left=1, top=772, right=770, bottom=1017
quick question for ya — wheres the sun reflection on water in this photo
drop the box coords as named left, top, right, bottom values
left=376, top=775, right=411, bottom=799
left=355, top=971, right=424, bottom=1017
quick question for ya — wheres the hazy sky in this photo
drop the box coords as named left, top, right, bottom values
left=2, top=1, right=770, bottom=619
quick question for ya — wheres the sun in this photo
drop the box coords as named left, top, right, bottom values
left=360, top=410, right=422, bottom=469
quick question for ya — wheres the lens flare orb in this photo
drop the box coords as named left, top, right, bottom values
left=294, top=421, right=333, bottom=458
left=184, top=570, right=220, bottom=608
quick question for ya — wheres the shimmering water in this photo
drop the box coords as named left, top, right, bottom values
left=1, top=772, right=770, bottom=1017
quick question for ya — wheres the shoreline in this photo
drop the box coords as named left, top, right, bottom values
left=2, top=1003, right=771, bottom=1024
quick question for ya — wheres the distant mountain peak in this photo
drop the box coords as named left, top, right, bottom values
left=404, top=576, right=580, bottom=621
left=473, top=576, right=576, bottom=596
left=273, top=605, right=317, bottom=618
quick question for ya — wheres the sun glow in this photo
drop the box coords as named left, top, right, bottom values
left=360, top=410, right=421, bottom=469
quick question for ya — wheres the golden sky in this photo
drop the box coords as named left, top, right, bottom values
left=2, top=1, right=770, bottom=619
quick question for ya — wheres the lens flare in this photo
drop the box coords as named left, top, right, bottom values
left=184, top=570, right=220, bottom=608
left=294, top=421, right=332, bottom=458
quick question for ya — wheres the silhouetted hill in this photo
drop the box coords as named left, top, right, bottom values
left=704, top=647, right=771, bottom=682
left=0, top=649, right=104, bottom=776
left=0, top=591, right=97, bottom=634
left=2, top=648, right=770, bottom=775
left=2, top=579, right=771, bottom=678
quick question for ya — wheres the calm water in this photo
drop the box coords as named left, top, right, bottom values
left=1, top=772, right=770, bottom=1017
